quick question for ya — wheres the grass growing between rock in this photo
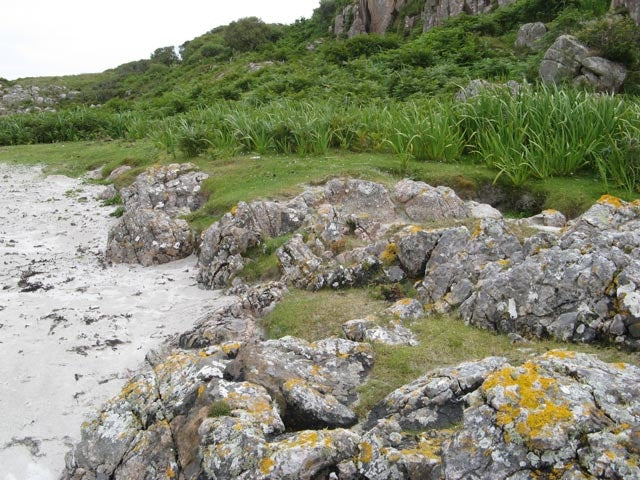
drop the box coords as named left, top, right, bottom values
left=262, top=288, right=640, bottom=418
left=239, top=234, right=293, bottom=283
left=262, top=289, right=388, bottom=340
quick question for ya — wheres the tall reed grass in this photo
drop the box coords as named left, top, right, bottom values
left=1, top=87, right=639, bottom=192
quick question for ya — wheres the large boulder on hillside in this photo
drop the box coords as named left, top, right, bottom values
left=515, top=22, right=547, bottom=49
left=576, top=56, right=627, bottom=93
left=539, top=34, right=591, bottom=84
left=105, top=163, right=208, bottom=266
left=540, top=35, right=627, bottom=92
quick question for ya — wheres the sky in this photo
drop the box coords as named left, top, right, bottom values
left=1, top=0, right=320, bottom=80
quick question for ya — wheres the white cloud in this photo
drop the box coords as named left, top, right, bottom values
left=1, top=0, right=320, bottom=80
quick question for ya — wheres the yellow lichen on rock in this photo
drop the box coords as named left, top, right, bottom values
left=166, top=466, right=176, bottom=479
left=380, top=243, right=398, bottom=264
left=598, top=195, right=624, bottom=208
left=259, top=457, right=275, bottom=474
left=543, top=350, right=576, bottom=360
left=359, top=441, right=373, bottom=463
left=482, top=361, right=574, bottom=444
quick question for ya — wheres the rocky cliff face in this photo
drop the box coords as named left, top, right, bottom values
left=334, top=0, right=516, bottom=37
left=612, top=0, right=640, bottom=24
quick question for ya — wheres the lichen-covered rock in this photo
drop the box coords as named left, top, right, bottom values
left=385, top=298, right=425, bottom=320
left=576, top=56, right=627, bottom=93
left=106, top=164, right=208, bottom=266
left=197, top=198, right=309, bottom=288
left=418, top=218, right=523, bottom=313
left=443, top=351, right=640, bottom=479
left=178, top=282, right=287, bottom=348
left=395, top=226, right=441, bottom=278
left=356, top=420, right=446, bottom=479
left=515, top=22, right=547, bottom=49
left=393, top=179, right=468, bottom=222
left=364, top=357, right=507, bottom=431
left=343, top=316, right=419, bottom=346
left=423, top=0, right=516, bottom=32
left=258, top=429, right=360, bottom=479
left=105, top=208, right=195, bottom=266
left=612, top=0, right=640, bottom=25
left=324, top=178, right=396, bottom=222
left=516, top=208, right=566, bottom=230
left=227, top=336, right=374, bottom=428
left=459, top=196, right=640, bottom=349
left=539, top=35, right=591, bottom=84
left=62, top=349, right=229, bottom=480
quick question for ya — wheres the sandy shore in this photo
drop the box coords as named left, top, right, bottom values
left=0, top=164, right=229, bottom=480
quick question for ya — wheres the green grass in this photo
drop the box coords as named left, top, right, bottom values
left=0, top=140, right=156, bottom=177
left=208, top=400, right=232, bottom=418
left=263, top=288, right=389, bottom=340
left=261, top=288, right=640, bottom=417
left=239, top=234, right=293, bottom=282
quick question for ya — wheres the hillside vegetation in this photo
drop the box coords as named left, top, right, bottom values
left=2, top=0, right=640, bottom=199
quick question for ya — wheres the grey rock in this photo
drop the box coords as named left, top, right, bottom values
left=395, top=226, right=441, bottom=278
left=107, top=165, right=132, bottom=182
left=106, top=164, right=208, bottom=266
left=198, top=197, right=308, bottom=288
left=515, top=22, right=547, bottom=49
left=105, top=208, right=194, bottom=266
left=385, top=298, right=424, bottom=320
left=393, top=179, right=468, bottom=222
left=96, top=184, right=117, bottom=201
left=540, top=35, right=591, bottom=84
left=324, top=178, right=396, bottom=222
left=364, top=356, right=507, bottom=431
left=343, top=317, right=419, bottom=346
left=227, top=336, right=374, bottom=426
left=578, top=56, right=627, bottom=93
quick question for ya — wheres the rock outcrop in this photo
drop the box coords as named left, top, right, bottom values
left=395, top=195, right=640, bottom=350
left=334, top=0, right=516, bottom=37
left=197, top=178, right=500, bottom=290
left=106, top=163, right=208, bottom=266
left=62, top=349, right=640, bottom=479
left=539, top=35, right=627, bottom=92
left=612, top=0, right=640, bottom=24
left=0, top=84, right=78, bottom=116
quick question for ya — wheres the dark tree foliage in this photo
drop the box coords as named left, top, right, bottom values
left=150, top=46, right=180, bottom=66
left=223, top=17, right=281, bottom=53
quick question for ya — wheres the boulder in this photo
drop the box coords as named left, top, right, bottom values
left=105, top=163, right=208, bottom=266
left=107, top=165, right=132, bottom=182
left=515, top=22, right=547, bottom=49
left=539, top=35, right=591, bottom=84
left=443, top=351, right=640, bottom=479
left=227, top=336, right=374, bottom=428
left=343, top=316, right=419, bottom=346
left=106, top=208, right=194, bottom=266
left=576, top=56, right=627, bottom=93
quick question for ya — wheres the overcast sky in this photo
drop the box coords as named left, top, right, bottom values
left=1, top=0, right=320, bottom=80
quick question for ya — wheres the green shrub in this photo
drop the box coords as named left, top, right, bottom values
left=577, top=15, right=640, bottom=68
